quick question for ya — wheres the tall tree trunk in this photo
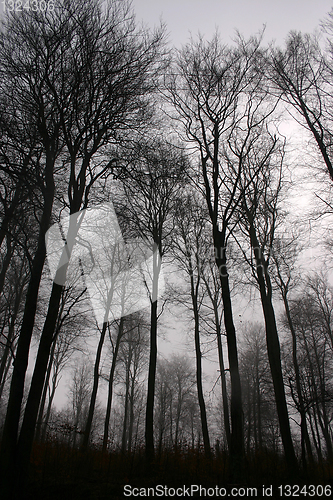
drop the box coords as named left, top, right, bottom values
left=81, top=321, right=108, bottom=451
left=145, top=249, right=161, bottom=463
left=121, top=366, right=130, bottom=454
left=15, top=281, right=63, bottom=497
left=250, top=229, right=297, bottom=473
left=128, top=376, right=135, bottom=453
left=190, top=272, right=211, bottom=458
left=282, top=292, right=314, bottom=467
left=102, top=319, right=123, bottom=453
left=215, top=310, right=231, bottom=451
left=35, top=338, right=56, bottom=442
left=215, top=231, right=244, bottom=482
left=145, top=299, right=158, bottom=462
left=0, top=176, right=54, bottom=500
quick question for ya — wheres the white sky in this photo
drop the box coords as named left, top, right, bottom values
left=132, top=0, right=333, bottom=47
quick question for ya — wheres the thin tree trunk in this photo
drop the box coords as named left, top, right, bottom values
left=145, top=249, right=161, bottom=463
left=250, top=228, right=297, bottom=473
left=256, top=365, right=263, bottom=450
left=128, top=376, right=135, bottom=453
left=0, top=353, right=12, bottom=403
left=0, top=323, right=14, bottom=395
left=145, top=299, right=158, bottom=462
left=35, top=339, right=56, bottom=442
left=190, top=272, right=211, bottom=458
left=216, top=313, right=231, bottom=451
left=0, top=235, right=14, bottom=297
left=40, top=368, right=58, bottom=444
left=121, top=371, right=130, bottom=454
left=102, top=319, right=123, bottom=453
left=0, top=262, right=26, bottom=394
left=282, top=292, right=314, bottom=467
left=81, top=321, right=108, bottom=451
left=310, top=408, right=323, bottom=463
left=246, top=382, right=252, bottom=454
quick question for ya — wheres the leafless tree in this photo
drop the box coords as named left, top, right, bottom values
left=236, top=127, right=298, bottom=471
left=285, top=276, right=333, bottom=461
left=172, top=192, right=212, bottom=457
left=118, top=313, right=149, bottom=454
left=119, top=138, right=188, bottom=462
left=240, top=323, right=278, bottom=455
left=35, top=271, right=90, bottom=443
left=0, top=1, right=166, bottom=495
left=102, top=318, right=124, bottom=453
left=271, top=233, right=314, bottom=470
left=165, top=31, right=278, bottom=480
left=155, top=354, right=197, bottom=451
left=268, top=31, right=333, bottom=182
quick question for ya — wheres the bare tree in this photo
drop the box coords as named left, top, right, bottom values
left=268, top=31, right=333, bottom=182
left=118, top=313, right=149, bottom=454
left=240, top=323, right=277, bottom=455
left=165, top=32, right=275, bottom=480
left=0, top=2, right=166, bottom=494
left=67, top=360, right=93, bottom=449
left=119, top=138, right=188, bottom=462
left=102, top=318, right=124, bottom=452
left=0, top=9, right=65, bottom=491
left=155, top=354, right=197, bottom=451
left=286, top=277, right=333, bottom=461
left=35, top=272, right=90, bottom=443
left=236, top=128, right=298, bottom=471
left=172, top=192, right=212, bottom=457
left=271, top=233, right=314, bottom=470
left=201, top=260, right=231, bottom=451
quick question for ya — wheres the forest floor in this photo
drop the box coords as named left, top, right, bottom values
left=23, top=443, right=333, bottom=499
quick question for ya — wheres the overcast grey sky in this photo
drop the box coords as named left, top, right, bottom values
left=132, top=0, right=333, bottom=47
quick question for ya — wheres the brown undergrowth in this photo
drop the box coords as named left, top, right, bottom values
left=16, top=441, right=333, bottom=499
